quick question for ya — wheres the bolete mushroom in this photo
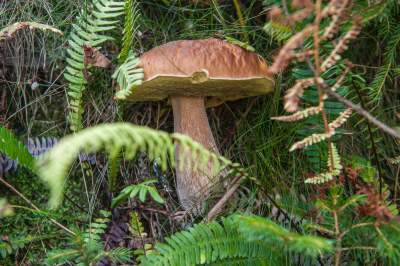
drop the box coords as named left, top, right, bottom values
left=115, top=38, right=274, bottom=211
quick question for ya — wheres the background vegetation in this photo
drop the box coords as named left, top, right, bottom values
left=0, top=0, right=399, bottom=265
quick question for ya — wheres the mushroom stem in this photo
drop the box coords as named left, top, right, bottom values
left=170, top=96, right=220, bottom=211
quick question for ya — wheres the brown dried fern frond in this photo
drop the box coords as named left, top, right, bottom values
left=288, top=8, right=314, bottom=24
left=268, top=25, right=315, bottom=75
left=387, top=156, right=400, bottom=165
left=291, top=0, right=314, bottom=9
left=305, top=144, right=342, bottom=184
left=321, top=0, right=340, bottom=17
left=283, top=77, right=323, bottom=112
left=322, top=66, right=350, bottom=100
left=331, top=66, right=350, bottom=92
left=290, top=131, right=334, bottom=152
left=321, top=0, right=350, bottom=40
left=272, top=106, right=322, bottom=122
left=0, top=22, right=62, bottom=41
left=321, top=16, right=362, bottom=71
left=329, top=108, right=352, bottom=130
left=293, top=50, right=314, bottom=61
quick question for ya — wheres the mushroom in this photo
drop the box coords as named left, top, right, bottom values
left=116, top=38, right=274, bottom=211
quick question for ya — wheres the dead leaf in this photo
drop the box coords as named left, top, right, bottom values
left=83, top=44, right=111, bottom=68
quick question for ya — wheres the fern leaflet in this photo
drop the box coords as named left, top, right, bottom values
left=65, top=0, right=125, bottom=131
left=112, top=179, right=164, bottom=207
left=118, top=0, right=141, bottom=62
left=305, top=144, right=342, bottom=184
left=113, top=52, right=144, bottom=100
left=139, top=214, right=332, bottom=265
left=0, top=126, right=34, bottom=172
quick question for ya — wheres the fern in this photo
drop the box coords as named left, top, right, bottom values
left=294, top=66, right=348, bottom=172
left=265, top=1, right=358, bottom=183
left=36, top=122, right=233, bottom=208
left=129, top=211, right=145, bottom=237
left=234, top=215, right=332, bottom=257
left=46, top=210, right=132, bottom=265
left=263, top=21, right=292, bottom=43
left=111, top=179, right=164, bottom=207
left=139, top=214, right=332, bottom=265
left=118, top=0, right=141, bottom=62
left=113, top=52, right=144, bottom=100
left=65, top=0, right=125, bottom=131
left=0, top=234, right=48, bottom=259
left=305, top=144, right=342, bottom=184
left=0, top=126, right=34, bottom=172
left=367, top=21, right=400, bottom=104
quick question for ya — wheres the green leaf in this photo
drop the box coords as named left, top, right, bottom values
left=148, top=187, right=165, bottom=204
left=0, top=126, right=35, bottom=171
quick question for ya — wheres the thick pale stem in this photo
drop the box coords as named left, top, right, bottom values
left=171, top=96, right=220, bottom=211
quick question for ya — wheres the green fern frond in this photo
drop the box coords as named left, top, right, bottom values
left=36, top=123, right=232, bottom=208
left=119, top=0, right=141, bottom=62
left=263, top=21, right=292, bottom=43
left=129, top=211, right=145, bottom=237
left=208, top=257, right=269, bottom=265
left=84, top=211, right=110, bottom=244
left=367, top=22, right=400, bottom=105
left=139, top=214, right=332, bottom=265
left=234, top=214, right=332, bottom=257
left=113, top=53, right=144, bottom=99
left=46, top=210, right=129, bottom=265
left=0, top=126, right=35, bottom=172
left=65, top=0, right=125, bottom=131
left=367, top=63, right=391, bottom=105
left=111, top=179, right=164, bottom=207
left=100, top=247, right=132, bottom=264
left=139, top=217, right=273, bottom=265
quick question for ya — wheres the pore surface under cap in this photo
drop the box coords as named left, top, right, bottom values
left=121, top=38, right=274, bottom=102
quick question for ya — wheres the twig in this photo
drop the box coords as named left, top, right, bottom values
left=321, top=85, right=400, bottom=139
left=205, top=174, right=244, bottom=221
left=313, top=0, right=335, bottom=172
left=0, top=177, right=75, bottom=236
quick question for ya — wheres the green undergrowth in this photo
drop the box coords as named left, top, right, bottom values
left=1, top=0, right=400, bottom=265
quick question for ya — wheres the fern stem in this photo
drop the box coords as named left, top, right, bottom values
left=205, top=173, right=244, bottom=221
left=313, top=0, right=335, bottom=173
left=333, top=210, right=342, bottom=266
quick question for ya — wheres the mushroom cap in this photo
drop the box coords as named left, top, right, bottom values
left=120, top=38, right=274, bottom=103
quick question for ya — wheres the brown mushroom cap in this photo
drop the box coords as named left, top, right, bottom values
left=120, top=38, right=274, bottom=103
